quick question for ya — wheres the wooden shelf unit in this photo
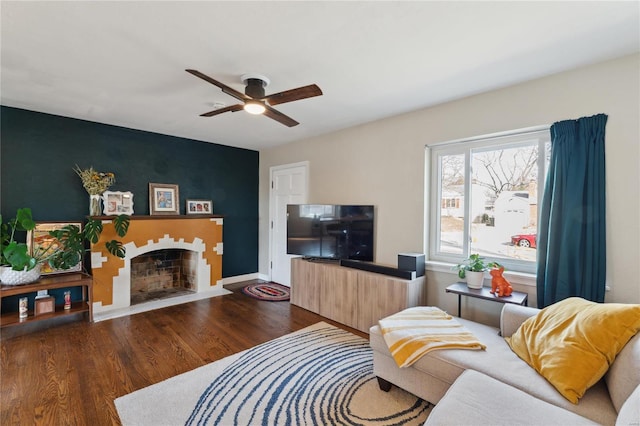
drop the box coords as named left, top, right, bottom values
left=0, top=273, right=93, bottom=328
left=291, top=258, right=426, bottom=333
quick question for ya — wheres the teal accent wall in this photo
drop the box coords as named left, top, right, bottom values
left=1, top=106, right=259, bottom=278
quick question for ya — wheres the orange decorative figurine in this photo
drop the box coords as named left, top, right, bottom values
left=490, top=266, right=513, bottom=297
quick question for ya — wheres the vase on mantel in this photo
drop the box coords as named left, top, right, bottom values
left=89, top=194, right=102, bottom=216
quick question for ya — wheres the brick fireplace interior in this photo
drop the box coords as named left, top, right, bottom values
left=130, top=249, right=198, bottom=305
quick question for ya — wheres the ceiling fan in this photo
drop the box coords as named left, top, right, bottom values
left=186, top=69, right=323, bottom=127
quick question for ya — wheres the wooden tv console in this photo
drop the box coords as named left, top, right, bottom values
left=290, top=258, right=426, bottom=333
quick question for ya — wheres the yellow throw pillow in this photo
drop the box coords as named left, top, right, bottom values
left=506, top=297, right=640, bottom=404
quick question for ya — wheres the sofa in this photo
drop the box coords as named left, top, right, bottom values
left=369, top=303, right=640, bottom=425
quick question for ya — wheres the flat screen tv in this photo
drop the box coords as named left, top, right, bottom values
left=286, top=204, right=374, bottom=261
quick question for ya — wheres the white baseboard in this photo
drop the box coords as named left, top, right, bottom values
left=220, top=272, right=274, bottom=285
left=93, top=287, right=232, bottom=322
left=221, top=273, right=260, bottom=285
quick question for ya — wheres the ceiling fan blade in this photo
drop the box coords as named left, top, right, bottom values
left=263, top=105, right=299, bottom=127
left=186, top=69, right=249, bottom=102
left=200, top=104, right=244, bottom=117
left=264, top=84, right=323, bottom=106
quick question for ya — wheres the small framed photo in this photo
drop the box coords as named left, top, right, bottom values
left=186, top=199, right=213, bottom=215
left=35, top=296, right=55, bottom=316
left=149, top=183, right=180, bottom=215
left=27, top=222, right=83, bottom=275
left=102, top=191, right=134, bottom=215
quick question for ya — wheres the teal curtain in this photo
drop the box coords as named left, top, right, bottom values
left=536, top=114, right=607, bottom=308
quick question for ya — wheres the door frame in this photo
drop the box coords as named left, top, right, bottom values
left=268, top=161, right=309, bottom=282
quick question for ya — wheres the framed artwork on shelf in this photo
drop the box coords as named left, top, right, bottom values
left=27, top=221, right=83, bottom=275
left=102, top=191, right=134, bottom=215
left=35, top=296, right=55, bottom=316
left=186, top=199, right=213, bottom=215
left=149, top=183, right=180, bottom=215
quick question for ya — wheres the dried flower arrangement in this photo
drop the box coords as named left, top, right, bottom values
left=74, top=165, right=115, bottom=195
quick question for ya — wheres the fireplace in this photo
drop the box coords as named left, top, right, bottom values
left=130, top=249, right=198, bottom=305
left=90, top=216, right=223, bottom=315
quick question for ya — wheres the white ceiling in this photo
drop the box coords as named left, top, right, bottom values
left=2, top=1, right=638, bottom=151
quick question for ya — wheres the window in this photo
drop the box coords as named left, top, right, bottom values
left=300, top=204, right=335, bottom=218
left=427, top=128, right=551, bottom=274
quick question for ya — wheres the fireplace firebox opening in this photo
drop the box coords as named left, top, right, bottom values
left=130, top=249, right=198, bottom=305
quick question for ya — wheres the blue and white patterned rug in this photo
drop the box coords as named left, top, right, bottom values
left=115, top=322, right=431, bottom=425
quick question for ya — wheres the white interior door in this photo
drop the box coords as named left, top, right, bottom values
left=269, top=162, right=308, bottom=286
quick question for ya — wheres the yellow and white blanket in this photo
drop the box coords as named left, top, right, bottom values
left=379, top=306, right=486, bottom=368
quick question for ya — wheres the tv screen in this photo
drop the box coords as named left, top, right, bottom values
left=286, top=204, right=374, bottom=261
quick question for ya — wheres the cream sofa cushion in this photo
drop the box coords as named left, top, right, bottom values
left=615, top=384, right=639, bottom=426
left=606, top=333, right=640, bottom=412
left=425, top=370, right=598, bottom=426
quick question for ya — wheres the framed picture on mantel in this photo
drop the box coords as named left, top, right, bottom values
left=186, top=199, right=213, bottom=215
left=103, top=191, right=134, bottom=215
left=149, top=183, right=180, bottom=215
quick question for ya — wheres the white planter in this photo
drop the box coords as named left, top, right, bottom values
left=465, top=270, right=485, bottom=289
left=0, top=264, right=42, bottom=285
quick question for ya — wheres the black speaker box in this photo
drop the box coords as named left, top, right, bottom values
left=397, top=253, right=425, bottom=277
left=340, top=259, right=416, bottom=279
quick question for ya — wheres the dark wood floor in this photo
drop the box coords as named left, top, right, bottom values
left=0, top=281, right=366, bottom=425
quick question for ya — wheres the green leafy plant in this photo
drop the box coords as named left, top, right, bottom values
left=0, top=208, right=37, bottom=271
left=452, top=253, right=501, bottom=279
left=0, top=208, right=129, bottom=272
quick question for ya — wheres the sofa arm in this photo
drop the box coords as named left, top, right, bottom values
left=500, top=304, right=540, bottom=337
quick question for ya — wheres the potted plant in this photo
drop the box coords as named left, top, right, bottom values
left=0, top=207, right=129, bottom=285
left=452, top=253, right=500, bottom=289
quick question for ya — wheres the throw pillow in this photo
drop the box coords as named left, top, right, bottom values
left=506, top=297, right=640, bottom=404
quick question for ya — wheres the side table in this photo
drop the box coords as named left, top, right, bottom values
left=1, top=273, right=93, bottom=329
left=445, top=282, right=528, bottom=318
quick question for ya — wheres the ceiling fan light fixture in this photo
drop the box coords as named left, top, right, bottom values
left=244, top=100, right=266, bottom=115
left=187, top=69, right=321, bottom=127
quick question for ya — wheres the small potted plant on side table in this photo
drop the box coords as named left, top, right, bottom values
left=453, top=253, right=500, bottom=289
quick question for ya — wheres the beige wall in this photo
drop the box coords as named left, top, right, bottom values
left=260, top=54, right=640, bottom=323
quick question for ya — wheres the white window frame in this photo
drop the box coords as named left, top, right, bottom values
left=426, top=126, right=550, bottom=275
